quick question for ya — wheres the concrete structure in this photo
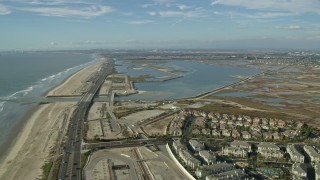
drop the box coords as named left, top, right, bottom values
left=189, top=139, right=205, bottom=152
left=199, top=150, right=216, bottom=165
left=292, top=163, right=307, bottom=179
left=206, top=169, right=246, bottom=180
left=195, top=163, right=234, bottom=178
left=304, top=145, right=320, bottom=163
left=287, top=145, right=305, bottom=163
left=257, top=142, right=283, bottom=159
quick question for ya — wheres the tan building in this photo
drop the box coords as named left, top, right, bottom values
left=195, top=163, right=234, bottom=178
left=292, top=163, right=307, bottom=179
left=189, top=139, right=205, bottom=152
left=287, top=145, right=305, bottom=163
left=304, top=145, right=320, bottom=163
left=199, top=150, right=216, bottom=165
left=206, top=169, right=246, bottom=180
left=257, top=142, right=283, bottom=159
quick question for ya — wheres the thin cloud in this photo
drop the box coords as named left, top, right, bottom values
left=276, top=25, right=304, bottom=30
left=128, top=20, right=154, bottom=25
left=177, top=4, right=190, bottom=10
left=0, top=4, right=11, bottom=15
left=211, top=0, right=320, bottom=15
left=159, top=9, right=205, bottom=18
left=24, top=0, right=98, bottom=6
left=22, top=5, right=114, bottom=18
left=288, top=25, right=303, bottom=30
left=148, top=11, right=157, bottom=16
left=214, top=11, right=296, bottom=19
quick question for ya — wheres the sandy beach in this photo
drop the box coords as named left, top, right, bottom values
left=0, top=61, right=102, bottom=180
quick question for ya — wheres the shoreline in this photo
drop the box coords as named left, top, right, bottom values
left=0, top=59, right=101, bottom=180
left=0, top=64, right=89, bottom=162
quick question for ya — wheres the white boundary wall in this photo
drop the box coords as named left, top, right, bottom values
left=165, top=143, right=196, bottom=180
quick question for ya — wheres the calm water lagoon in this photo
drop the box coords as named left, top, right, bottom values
left=116, top=60, right=261, bottom=100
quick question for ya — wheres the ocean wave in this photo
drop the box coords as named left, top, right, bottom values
left=7, top=86, right=34, bottom=99
left=0, top=101, right=5, bottom=113
left=0, top=57, right=98, bottom=113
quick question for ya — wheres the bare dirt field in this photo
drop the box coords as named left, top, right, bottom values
left=143, top=116, right=174, bottom=136
left=119, top=110, right=165, bottom=125
left=85, top=146, right=188, bottom=180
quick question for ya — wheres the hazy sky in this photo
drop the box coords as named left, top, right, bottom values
left=1, top=0, right=320, bottom=50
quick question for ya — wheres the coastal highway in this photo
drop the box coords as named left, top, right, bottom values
left=58, top=59, right=114, bottom=180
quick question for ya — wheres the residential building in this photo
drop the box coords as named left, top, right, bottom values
left=287, top=145, right=305, bottom=163
left=261, top=118, right=269, bottom=125
left=173, top=139, right=184, bottom=153
left=212, top=117, right=219, bottom=123
left=269, top=119, right=276, bottom=128
left=202, top=128, right=211, bottom=135
left=227, top=120, right=235, bottom=126
left=230, top=141, right=251, bottom=151
left=173, top=139, right=201, bottom=169
left=208, top=112, right=215, bottom=119
left=278, top=120, right=286, bottom=128
left=222, top=129, right=231, bottom=137
left=263, top=132, right=273, bottom=140
left=195, top=163, right=234, bottom=178
left=253, top=117, right=261, bottom=125
left=189, top=139, right=205, bottom=152
left=220, top=125, right=226, bottom=130
left=231, top=129, right=241, bottom=138
left=220, top=119, right=227, bottom=125
left=292, top=163, right=307, bottom=179
left=272, top=132, right=281, bottom=140
left=251, top=125, right=261, bottom=132
left=257, top=142, right=283, bottom=159
left=211, top=123, right=218, bottom=129
left=199, top=150, right=216, bottom=165
left=261, top=124, right=269, bottom=130
left=243, top=122, right=251, bottom=128
left=236, top=121, right=243, bottom=127
left=212, top=129, right=221, bottom=137
left=314, top=163, right=320, bottom=180
left=179, top=149, right=201, bottom=169
left=222, top=146, right=248, bottom=158
left=252, top=131, right=262, bottom=139
left=194, top=117, right=206, bottom=127
left=242, top=131, right=251, bottom=140
left=283, top=130, right=298, bottom=138
left=192, top=129, right=201, bottom=135
left=304, top=145, right=320, bottom=163
left=206, top=169, right=246, bottom=180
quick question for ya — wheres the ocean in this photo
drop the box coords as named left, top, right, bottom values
left=0, top=51, right=96, bottom=153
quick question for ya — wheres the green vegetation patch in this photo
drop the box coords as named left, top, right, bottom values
left=40, top=161, right=53, bottom=180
